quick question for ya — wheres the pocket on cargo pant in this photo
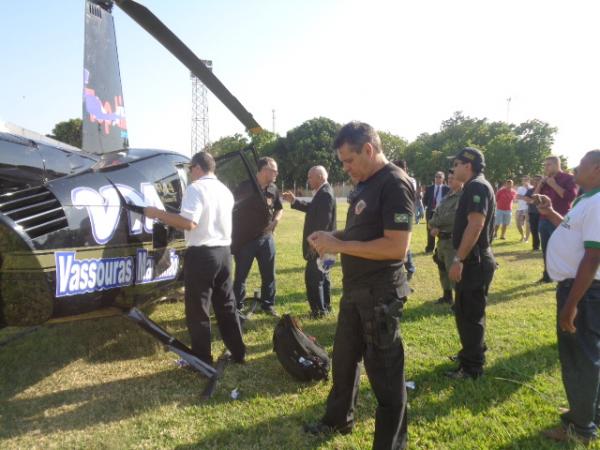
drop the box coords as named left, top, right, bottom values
left=373, top=294, right=404, bottom=349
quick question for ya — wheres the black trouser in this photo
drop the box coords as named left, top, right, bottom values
left=323, top=284, right=408, bottom=450
left=454, top=247, right=496, bottom=375
left=305, top=257, right=331, bottom=314
left=184, top=246, right=246, bottom=364
left=425, top=209, right=435, bottom=252
left=539, top=218, right=557, bottom=280
left=557, top=280, right=600, bottom=439
left=528, top=212, right=540, bottom=250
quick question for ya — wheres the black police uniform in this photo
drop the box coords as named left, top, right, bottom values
left=452, top=173, right=496, bottom=376
left=321, top=163, right=414, bottom=450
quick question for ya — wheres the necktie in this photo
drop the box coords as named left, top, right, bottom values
left=433, top=186, right=438, bottom=208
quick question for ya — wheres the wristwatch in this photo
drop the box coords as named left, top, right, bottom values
left=453, top=255, right=463, bottom=264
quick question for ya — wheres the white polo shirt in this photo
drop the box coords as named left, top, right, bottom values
left=547, top=189, right=600, bottom=281
left=516, top=185, right=529, bottom=211
left=179, top=174, right=234, bottom=247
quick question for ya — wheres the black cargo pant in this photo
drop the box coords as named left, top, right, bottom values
left=454, top=247, right=496, bottom=375
left=323, top=284, right=408, bottom=450
left=184, top=246, right=246, bottom=365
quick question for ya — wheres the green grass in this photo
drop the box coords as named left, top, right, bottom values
left=0, top=203, right=595, bottom=449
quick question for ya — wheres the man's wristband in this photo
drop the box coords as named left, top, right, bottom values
left=453, top=255, right=464, bottom=264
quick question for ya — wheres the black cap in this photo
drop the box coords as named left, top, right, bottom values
left=448, top=147, right=485, bottom=169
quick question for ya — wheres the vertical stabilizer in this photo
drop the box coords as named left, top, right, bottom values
left=83, top=0, right=129, bottom=154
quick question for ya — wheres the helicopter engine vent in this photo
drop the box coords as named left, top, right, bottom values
left=0, top=186, right=68, bottom=239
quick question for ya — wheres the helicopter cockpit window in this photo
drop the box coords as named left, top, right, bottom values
left=0, top=137, right=45, bottom=192
left=38, top=145, right=98, bottom=179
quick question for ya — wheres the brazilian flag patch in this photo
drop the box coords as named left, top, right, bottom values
left=394, top=213, right=409, bottom=224
left=473, top=195, right=481, bottom=203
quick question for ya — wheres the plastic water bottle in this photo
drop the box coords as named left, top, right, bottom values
left=317, top=253, right=336, bottom=273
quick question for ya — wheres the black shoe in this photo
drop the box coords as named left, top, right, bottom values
left=261, top=306, right=279, bottom=317
left=537, top=276, right=552, bottom=284
left=303, top=421, right=353, bottom=436
left=436, top=297, right=452, bottom=305
left=445, top=367, right=482, bottom=380
left=309, top=310, right=326, bottom=319
left=231, top=354, right=246, bottom=364
left=448, top=355, right=459, bottom=362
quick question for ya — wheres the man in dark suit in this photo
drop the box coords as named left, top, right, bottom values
left=283, top=166, right=337, bottom=318
left=423, top=171, right=450, bottom=253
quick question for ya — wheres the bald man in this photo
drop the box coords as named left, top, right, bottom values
left=283, top=166, right=337, bottom=317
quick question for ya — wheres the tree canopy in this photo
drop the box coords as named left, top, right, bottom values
left=47, top=118, right=82, bottom=148
left=50, top=112, right=561, bottom=188
left=404, top=112, right=558, bottom=186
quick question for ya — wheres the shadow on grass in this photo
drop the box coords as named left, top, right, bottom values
left=0, top=316, right=162, bottom=400
left=409, top=341, right=559, bottom=421
left=174, top=401, right=335, bottom=450
left=497, top=432, right=584, bottom=450
left=0, top=348, right=313, bottom=439
left=493, top=248, right=544, bottom=261
left=489, top=281, right=555, bottom=305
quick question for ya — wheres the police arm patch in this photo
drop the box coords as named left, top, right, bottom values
left=394, top=213, right=409, bottom=224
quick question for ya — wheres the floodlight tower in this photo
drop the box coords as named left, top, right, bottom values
left=190, top=59, right=212, bottom=155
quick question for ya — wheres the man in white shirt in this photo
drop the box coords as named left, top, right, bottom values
left=145, top=152, right=246, bottom=366
left=515, top=175, right=532, bottom=242
left=536, top=150, right=600, bottom=444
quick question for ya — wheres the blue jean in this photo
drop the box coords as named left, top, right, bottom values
left=557, top=281, right=600, bottom=439
left=305, top=257, right=331, bottom=314
left=539, top=218, right=557, bottom=280
left=233, top=234, right=276, bottom=309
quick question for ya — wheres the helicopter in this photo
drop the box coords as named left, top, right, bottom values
left=0, top=0, right=268, bottom=383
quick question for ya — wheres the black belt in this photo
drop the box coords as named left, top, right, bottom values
left=558, top=279, right=600, bottom=289
left=438, top=232, right=452, bottom=240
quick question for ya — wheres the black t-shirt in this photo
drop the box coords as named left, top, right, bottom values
left=231, top=180, right=282, bottom=252
left=341, top=163, right=414, bottom=287
left=264, top=182, right=283, bottom=220
left=452, top=173, right=496, bottom=251
left=525, top=187, right=539, bottom=214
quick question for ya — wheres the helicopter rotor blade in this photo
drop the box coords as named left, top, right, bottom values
left=114, top=0, right=263, bottom=135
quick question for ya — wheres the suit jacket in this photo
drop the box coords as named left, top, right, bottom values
left=291, top=183, right=337, bottom=260
left=423, top=183, right=450, bottom=211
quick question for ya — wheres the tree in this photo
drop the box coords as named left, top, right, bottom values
left=47, top=118, right=82, bottom=148
left=272, top=117, right=342, bottom=187
left=379, top=131, right=408, bottom=163
left=403, top=112, right=557, bottom=186
left=205, top=133, right=249, bottom=157
left=514, top=119, right=557, bottom=176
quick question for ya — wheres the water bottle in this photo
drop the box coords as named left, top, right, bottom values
left=317, top=253, right=336, bottom=273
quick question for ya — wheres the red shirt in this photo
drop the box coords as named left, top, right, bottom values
left=539, top=171, right=577, bottom=216
left=496, top=187, right=516, bottom=211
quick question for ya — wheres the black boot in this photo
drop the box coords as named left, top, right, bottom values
left=436, top=290, right=453, bottom=304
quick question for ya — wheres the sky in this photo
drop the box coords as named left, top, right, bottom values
left=1, top=0, right=599, bottom=167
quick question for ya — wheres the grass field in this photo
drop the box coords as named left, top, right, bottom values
left=0, top=203, right=595, bottom=449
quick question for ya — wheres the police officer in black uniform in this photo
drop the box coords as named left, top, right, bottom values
left=447, top=147, right=496, bottom=379
left=305, top=122, right=414, bottom=450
